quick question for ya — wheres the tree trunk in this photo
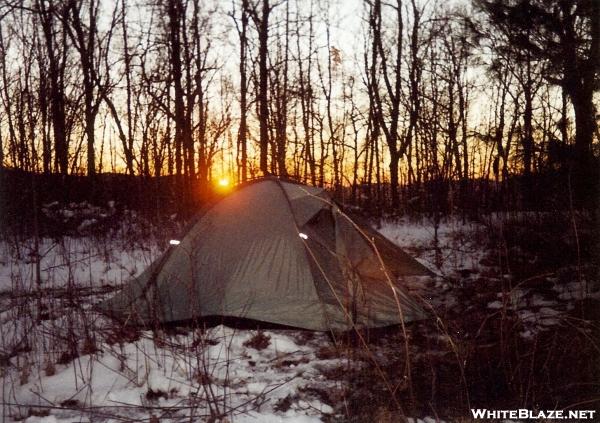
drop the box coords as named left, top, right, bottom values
left=37, top=0, right=69, bottom=174
left=389, top=151, right=400, bottom=209
left=258, top=0, right=270, bottom=175
left=168, top=0, right=184, bottom=178
left=238, top=0, right=249, bottom=182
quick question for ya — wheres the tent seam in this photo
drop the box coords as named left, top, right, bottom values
left=271, top=179, right=335, bottom=331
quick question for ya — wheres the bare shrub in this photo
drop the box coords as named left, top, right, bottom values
left=243, top=331, right=271, bottom=350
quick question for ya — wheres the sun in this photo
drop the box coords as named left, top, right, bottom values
left=215, top=177, right=233, bottom=193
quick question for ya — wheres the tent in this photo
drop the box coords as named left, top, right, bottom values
left=101, top=178, right=431, bottom=331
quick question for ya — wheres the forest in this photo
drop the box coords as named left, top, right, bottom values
left=0, top=0, right=599, bottom=422
left=0, top=0, right=597, bottom=216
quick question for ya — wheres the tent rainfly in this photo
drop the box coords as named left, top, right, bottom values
left=101, top=178, right=432, bottom=331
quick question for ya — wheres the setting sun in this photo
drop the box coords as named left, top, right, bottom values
left=218, top=177, right=230, bottom=187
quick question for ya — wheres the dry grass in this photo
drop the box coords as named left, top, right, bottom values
left=1, top=209, right=598, bottom=422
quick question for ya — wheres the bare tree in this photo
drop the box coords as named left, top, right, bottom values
left=36, top=0, right=70, bottom=174
left=248, top=0, right=280, bottom=175
left=366, top=0, right=408, bottom=209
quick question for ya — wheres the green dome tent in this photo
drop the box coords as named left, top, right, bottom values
left=101, top=178, right=431, bottom=331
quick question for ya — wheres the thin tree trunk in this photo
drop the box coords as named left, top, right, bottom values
left=258, top=0, right=270, bottom=175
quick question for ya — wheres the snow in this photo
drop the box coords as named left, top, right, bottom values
left=237, top=412, right=323, bottom=422
left=0, top=236, right=159, bottom=293
left=378, top=217, right=489, bottom=276
left=487, top=300, right=503, bottom=309
left=554, top=279, right=600, bottom=301
left=1, top=312, right=342, bottom=421
left=24, top=417, right=64, bottom=423
left=1, top=210, right=597, bottom=422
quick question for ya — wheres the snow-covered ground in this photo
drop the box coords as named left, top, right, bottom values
left=378, top=217, right=490, bottom=275
left=5, top=322, right=338, bottom=422
left=0, top=236, right=157, bottom=293
left=1, top=206, right=598, bottom=422
left=0, top=201, right=166, bottom=294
